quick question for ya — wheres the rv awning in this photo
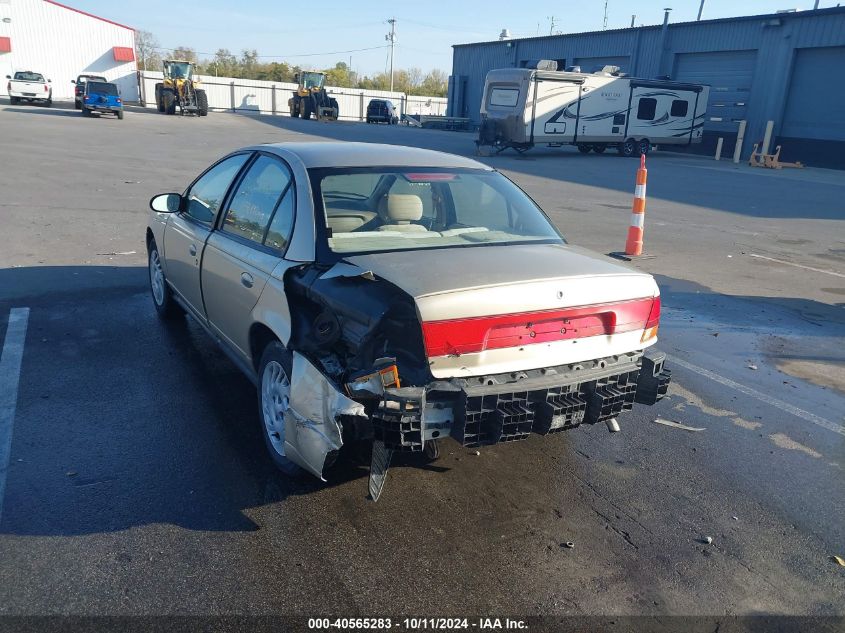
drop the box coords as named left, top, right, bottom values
left=113, top=47, right=135, bottom=62
left=0, top=37, right=11, bottom=53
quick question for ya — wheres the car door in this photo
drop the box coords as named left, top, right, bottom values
left=201, top=153, right=296, bottom=358
left=162, top=153, right=251, bottom=319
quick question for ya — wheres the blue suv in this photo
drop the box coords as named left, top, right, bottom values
left=81, top=81, right=124, bottom=119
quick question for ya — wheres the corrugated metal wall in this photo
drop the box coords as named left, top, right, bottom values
left=0, top=0, right=137, bottom=101
left=449, top=7, right=845, bottom=166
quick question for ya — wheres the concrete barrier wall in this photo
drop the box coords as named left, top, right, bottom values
left=138, top=71, right=447, bottom=121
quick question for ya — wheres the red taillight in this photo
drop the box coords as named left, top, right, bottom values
left=44, top=84, right=49, bottom=92
left=421, top=298, right=655, bottom=358
left=645, top=296, right=660, bottom=329
left=641, top=296, right=661, bottom=343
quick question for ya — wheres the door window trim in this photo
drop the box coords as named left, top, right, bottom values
left=214, top=151, right=298, bottom=258
left=180, top=150, right=255, bottom=228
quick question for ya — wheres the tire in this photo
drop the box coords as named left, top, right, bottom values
left=196, top=89, right=208, bottom=116
left=257, top=342, right=301, bottom=476
left=117, top=110, right=124, bottom=120
left=162, top=89, right=176, bottom=115
left=577, top=144, right=592, bottom=154
left=618, top=138, right=637, bottom=157
left=9, top=97, right=18, bottom=105
left=593, top=144, right=607, bottom=154
left=148, top=239, right=181, bottom=320
left=637, top=139, right=651, bottom=156
left=155, top=83, right=164, bottom=112
left=81, top=107, right=90, bottom=117
left=301, top=99, right=311, bottom=119
left=74, top=100, right=81, bottom=110
left=45, top=97, right=52, bottom=107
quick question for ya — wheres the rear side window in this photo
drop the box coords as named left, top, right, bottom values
left=222, top=155, right=292, bottom=245
left=489, top=87, right=519, bottom=107
left=264, top=189, right=295, bottom=252
left=637, top=98, right=657, bottom=120
left=185, top=154, right=250, bottom=224
left=671, top=99, right=689, bottom=117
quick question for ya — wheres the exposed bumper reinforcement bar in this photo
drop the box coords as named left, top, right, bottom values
left=372, top=350, right=671, bottom=450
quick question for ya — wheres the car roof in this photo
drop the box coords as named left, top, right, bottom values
left=253, top=142, right=492, bottom=170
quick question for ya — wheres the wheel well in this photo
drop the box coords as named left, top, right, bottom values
left=249, top=323, right=280, bottom=371
left=146, top=228, right=155, bottom=251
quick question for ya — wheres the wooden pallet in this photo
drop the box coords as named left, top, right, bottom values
left=749, top=144, right=804, bottom=169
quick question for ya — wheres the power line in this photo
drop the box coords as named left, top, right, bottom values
left=153, top=44, right=391, bottom=60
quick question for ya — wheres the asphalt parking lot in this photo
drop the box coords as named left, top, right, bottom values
left=0, top=102, right=843, bottom=622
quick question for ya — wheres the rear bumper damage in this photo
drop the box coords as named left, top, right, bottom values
left=372, top=349, right=671, bottom=451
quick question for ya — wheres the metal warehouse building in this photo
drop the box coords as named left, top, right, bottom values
left=448, top=7, right=845, bottom=168
left=0, top=0, right=137, bottom=102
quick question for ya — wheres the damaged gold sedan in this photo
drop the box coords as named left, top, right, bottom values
left=146, top=142, right=670, bottom=499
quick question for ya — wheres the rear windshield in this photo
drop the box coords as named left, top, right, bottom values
left=313, top=168, right=563, bottom=258
left=14, top=72, right=44, bottom=82
left=87, top=82, right=118, bottom=96
left=78, top=75, right=106, bottom=83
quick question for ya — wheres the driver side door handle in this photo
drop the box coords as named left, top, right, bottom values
left=188, top=244, right=197, bottom=256
left=240, top=272, right=254, bottom=288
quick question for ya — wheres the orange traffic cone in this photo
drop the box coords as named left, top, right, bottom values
left=610, top=154, right=654, bottom=261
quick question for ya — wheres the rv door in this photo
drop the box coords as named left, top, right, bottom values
left=531, top=78, right=580, bottom=144
left=570, top=75, right=628, bottom=143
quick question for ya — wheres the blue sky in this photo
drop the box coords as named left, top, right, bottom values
left=70, top=0, right=835, bottom=75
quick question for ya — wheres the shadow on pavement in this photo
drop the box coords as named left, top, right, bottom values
left=0, top=265, right=447, bottom=537
left=242, top=112, right=845, bottom=221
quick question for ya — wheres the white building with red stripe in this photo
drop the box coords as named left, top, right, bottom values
left=0, top=0, right=137, bottom=102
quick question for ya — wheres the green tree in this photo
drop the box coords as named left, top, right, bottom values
left=170, top=46, right=197, bottom=63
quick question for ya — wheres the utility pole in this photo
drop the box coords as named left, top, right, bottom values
left=386, top=18, right=397, bottom=92
left=547, top=15, right=556, bottom=35
left=603, top=1, right=609, bottom=29
left=697, top=0, right=706, bottom=20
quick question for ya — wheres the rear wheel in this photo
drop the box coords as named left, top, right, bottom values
left=44, top=97, right=52, bottom=107
left=637, top=138, right=651, bottom=156
left=155, top=83, right=164, bottom=112
left=148, top=239, right=181, bottom=320
left=258, top=342, right=301, bottom=476
left=74, top=100, right=81, bottom=110
left=117, top=110, right=124, bottom=120
left=9, top=97, right=18, bottom=105
left=81, top=107, right=91, bottom=117
left=618, top=138, right=637, bottom=157
left=301, top=98, right=311, bottom=119
left=577, top=144, right=592, bottom=154
left=593, top=144, right=607, bottom=154
left=196, top=89, right=208, bottom=116
left=162, top=89, right=176, bottom=115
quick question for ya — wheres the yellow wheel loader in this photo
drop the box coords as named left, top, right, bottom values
left=288, top=71, right=338, bottom=121
left=154, top=60, right=208, bottom=117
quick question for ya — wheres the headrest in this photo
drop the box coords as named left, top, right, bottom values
left=385, top=194, right=423, bottom=223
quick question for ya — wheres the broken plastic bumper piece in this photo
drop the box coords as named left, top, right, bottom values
left=372, top=350, right=671, bottom=450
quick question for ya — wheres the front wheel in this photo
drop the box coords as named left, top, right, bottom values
left=618, top=138, right=637, bottom=157
left=196, top=89, right=208, bottom=116
left=117, top=110, right=124, bottom=120
left=148, top=240, right=181, bottom=319
left=258, top=342, right=301, bottom=475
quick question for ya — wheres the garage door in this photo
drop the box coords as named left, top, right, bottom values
left=673, top=50, right=757, bottom=133
left=781, top=46, right=845, bottom=141
left=572, top=56, right=630, bottom=74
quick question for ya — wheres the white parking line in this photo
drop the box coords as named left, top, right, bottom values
left=748, top=253, right=845, bottom=279
left=668, top=355, right=845, bottom=437
left=0, top=308, right=30, bottom=523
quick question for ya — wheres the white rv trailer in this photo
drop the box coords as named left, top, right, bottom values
left=477, top=62, right=709, bottom=156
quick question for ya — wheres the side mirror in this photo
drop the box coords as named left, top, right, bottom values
left=4, top=75, right=10, bottom=79
left=150, top=193, right=182, bottom=213
left=71, top=80, right=76, bottom=84
left=47, top=79, right=51, bottom=83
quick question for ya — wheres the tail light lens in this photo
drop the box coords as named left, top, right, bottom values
left=641, top=296, right=661, bottom=343
left=44, top=85, right=49, bottom=92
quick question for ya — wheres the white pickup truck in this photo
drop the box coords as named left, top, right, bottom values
left=6, top=71, right=52, bottom=106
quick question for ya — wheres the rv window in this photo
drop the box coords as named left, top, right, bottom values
left=489, top=88, right=519, bottom=107
left=671, top=100, right=689, bottom=117
left=637, top=98, right=657, bottom=121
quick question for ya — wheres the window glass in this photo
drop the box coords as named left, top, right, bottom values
left=314, top=169, right=562, bottom=256
left=489, top=87, right=519, bottom=107
left=14, top=72, right=44, bottom=82
left=671, top=99, right=689, bottom=117
left=185, top=154, right=250, bottom=224
left=223, top=155, right=292, bottom=244
left=637, top=98, right=657, bottom=120
left=264, top=189, right=295, bottom=252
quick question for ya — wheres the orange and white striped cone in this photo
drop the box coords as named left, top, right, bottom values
left=625, top=154, right=647, bottom=256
